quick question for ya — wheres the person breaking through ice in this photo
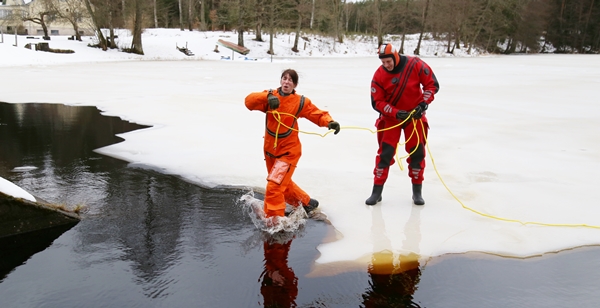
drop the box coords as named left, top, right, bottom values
left=245, top=68, right=341, bottom=219
left=366, top=43, right=439, bottom=206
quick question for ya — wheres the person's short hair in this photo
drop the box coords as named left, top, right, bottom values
left=281, top=69, right=299, bottom=86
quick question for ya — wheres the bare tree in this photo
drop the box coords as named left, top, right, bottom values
left=330, top=0, right=344, bottom=45
left=107, top=0, right=121, bottom=49
left=22, top=0, right=55, bottom=40
left=309, top=0, right=315, bottom=29
left=266, top=0, right=276, bottom=54
left=209, top=9, right=218, bottom=31
left=399, top=0, right=411, bottom=53
left=188, top=0, right=194, bottom=30
left=153, top=0, right=158, bottom=28
left=580, top=0, right=596, bottom=52
left=130, top=0, right=144, bottom=54
left=254, top=0, right=264, bottom=41
left=464, top=0, right=493, bottom=54
left=178, top=0, right=184, bottom=30
left=292, top=0, right=311, bottom=52
left=368, top=0, right=398, bottom=47
left=414, top=0, right=431, bottom=55
left=219, top=0, right=256, bottom=47
left=199, top=0, right=207, bottom=30
left=47, top=0, right=89, bottom=41
left=83, top=0, right=107, bottom=50
left=122, top=0, right=126, bottom=24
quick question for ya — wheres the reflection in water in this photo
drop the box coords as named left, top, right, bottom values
left=260, top=232, right=299, bottom=308
left=0, top=102, right=149, bottom=211
left=0, top=223, right=76, bottom=281
left=0, top=102, right=149, bottom=278
left=363, top=205, right=423, bottom=307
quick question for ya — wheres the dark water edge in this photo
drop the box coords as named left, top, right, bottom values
left=1, top=102, right=600, bottom=308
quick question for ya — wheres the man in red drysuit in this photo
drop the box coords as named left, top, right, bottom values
left=366, top=43, right=440, bottom=206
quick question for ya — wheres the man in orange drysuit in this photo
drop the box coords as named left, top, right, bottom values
left=245, top=68, right=341, bottom=218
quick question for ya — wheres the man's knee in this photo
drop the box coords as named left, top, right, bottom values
left=408, top=144, right=425, bottom=169
left=378, top=142, right=396, bottom=168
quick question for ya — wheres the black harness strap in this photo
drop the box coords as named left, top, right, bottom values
left=266, top=96, right=305, bottom=139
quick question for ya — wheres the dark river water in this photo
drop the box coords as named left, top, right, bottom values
left=1, top=102, right=600, bottom=308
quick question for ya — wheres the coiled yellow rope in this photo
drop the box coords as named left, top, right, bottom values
left=266, top=110, right=600, bottom=229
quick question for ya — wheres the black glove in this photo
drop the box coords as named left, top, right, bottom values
left=412, top=102, right=428, bottom=119
left=267, top=91, right=280, bottom=110
left=396, top=110, right=410, bottom=121
left=327, top=121, right=340, bottom=135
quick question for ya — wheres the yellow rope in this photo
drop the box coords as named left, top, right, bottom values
left=266, top=110, right=600, bottom=230
left=418, top=120, right=600, bottom=229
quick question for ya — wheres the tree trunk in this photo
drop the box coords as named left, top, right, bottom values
left=237, top=0, right=245, bottom=47
left=467, top=0, right=491, bottom=55
left=84, top=0, right=107, bottom=50
left=256, top=23, right=263, bottom=41
left=580, top=0, right=595, bottom=52
left=199, top=0, right=206, bottom=31
left=399, top=0, right=410, bottom=54
left=292, top=13, right=301, bottom=52
left=344, top=1, right=349, bottom=32
left=414, top=0, right=431, bottom=56
left=40, top=17, right=50, bottom=40
left=338, top=0, right=346, bottom=43
left=310, top=0, right=315, bottom=29
left=188, top=0, right=194, bottom=31
left=154, top=0, right=158, bottom=28
left=238, top=29, right=244, bottom=47
left=454, top=28, right=461, bottom=50
left=267, top=0, right=275, bottom=55
left=255, top=1, right=263, bottom=41
left=131, top=0, right=144, bottom=55
left=375, top=0, right=383, bottom=47
left=109, top=12, right=117, bottom=49
left=178, top=0, right=184, bottom=31
left=69, top=20, right=82, bottom=41
left=268, top=32, right=274, bottom=55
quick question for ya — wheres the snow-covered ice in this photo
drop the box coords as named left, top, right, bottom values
left=1, top=29, right=599, bottom=268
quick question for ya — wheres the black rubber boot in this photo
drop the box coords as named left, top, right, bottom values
left=412, top=184, right=425, bottom=205
left=303, top=198, right=319, bottom=213
left=365, top=185, right=384, bottom=205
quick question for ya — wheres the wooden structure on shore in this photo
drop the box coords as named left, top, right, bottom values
left=0, top=191, right=80, bottom=247
left=217, top=39, right=250, bottom=60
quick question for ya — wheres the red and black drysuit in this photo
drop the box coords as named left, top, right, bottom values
left=370, top=55, right=440, bottom=186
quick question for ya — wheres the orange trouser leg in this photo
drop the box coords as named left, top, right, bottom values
left=284, top=181, right=310, bottom=208
left=264, top=156, right=300, bottom=218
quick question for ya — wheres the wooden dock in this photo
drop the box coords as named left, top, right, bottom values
left=217, top=39, right=250, bottom=55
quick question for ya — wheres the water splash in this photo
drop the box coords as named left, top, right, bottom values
left=238, top=190, right=307, bottom=234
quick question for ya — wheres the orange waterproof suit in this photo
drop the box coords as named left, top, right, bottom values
left=260, top=240, right=297, bottom=307
left=245, top=88, right=333, bottom=217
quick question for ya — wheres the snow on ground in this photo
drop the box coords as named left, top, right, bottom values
left=0, top=176, right=36, bottom=202
left=0, top=28, right=475, bottom=67
left=1, top=29, right=599, bottom=269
